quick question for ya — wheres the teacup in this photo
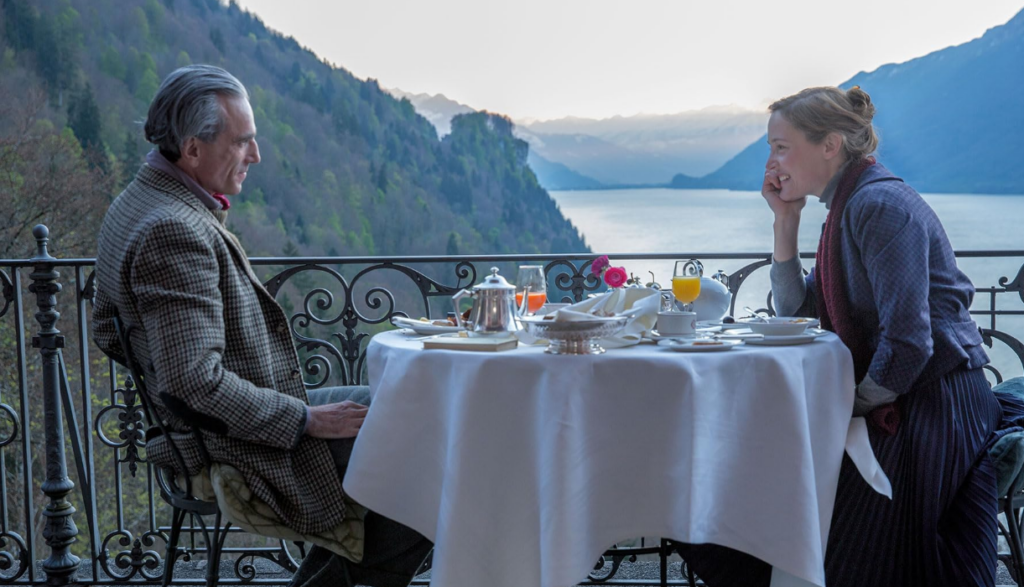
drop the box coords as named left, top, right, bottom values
left=657, top=311, right=697, bottom=337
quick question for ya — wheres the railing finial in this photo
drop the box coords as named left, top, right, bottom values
left=32, top=224, right=55, bottom=262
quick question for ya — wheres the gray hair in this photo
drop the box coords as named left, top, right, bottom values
left=144, top=65, right=249, bottom=161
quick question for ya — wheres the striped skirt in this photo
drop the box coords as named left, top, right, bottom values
left=676, top=366, right=1003, bottom=587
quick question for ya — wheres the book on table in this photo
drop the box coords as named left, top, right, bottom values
left=422, top=334, right=518, bottom=352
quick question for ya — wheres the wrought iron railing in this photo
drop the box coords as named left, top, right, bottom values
left=1, top=225, right=1022, bottom=585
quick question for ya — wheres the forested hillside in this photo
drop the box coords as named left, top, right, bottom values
left=0, top=0, right=588, bottom=258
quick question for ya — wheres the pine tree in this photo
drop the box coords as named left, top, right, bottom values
left=446, top=232, right=461, bottom=256
left=67, top=83, right=103, bottom=152
left=376, top=161, right=388, bottom=192
left=283, top=240, right=300, bottom=257
left=209, top=28, right=225, bottom=53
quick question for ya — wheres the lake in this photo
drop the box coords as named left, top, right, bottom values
left=549, top=187, right=1024, bottom=379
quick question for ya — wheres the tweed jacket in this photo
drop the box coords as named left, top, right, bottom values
left=93, top=164, right=347, bottom=535
left=771, top=163, right=988, bottom=396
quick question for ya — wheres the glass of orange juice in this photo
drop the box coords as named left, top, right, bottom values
left=515, top=265, right=547, bottom=315
left=672, top=259, right=703, bottom=312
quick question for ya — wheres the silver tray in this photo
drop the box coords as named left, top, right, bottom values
left=519, top=315, right=630, bottom=355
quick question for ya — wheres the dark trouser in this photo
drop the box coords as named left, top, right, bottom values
left=675, top=366, right=1002, bottom=587
left=288, top=388, right=433, bottom=587
left=287, top=510, right=432, bottom=587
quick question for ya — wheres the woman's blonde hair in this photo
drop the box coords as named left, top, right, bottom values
left=769, top=86, right=879, bottom=160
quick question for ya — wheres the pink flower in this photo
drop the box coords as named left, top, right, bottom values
left=590, top=255, right=610, bottom=276
left=603, top=266, right=628, bottom=288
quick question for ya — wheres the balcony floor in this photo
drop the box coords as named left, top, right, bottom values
left=49, top=558, right=1020, bottom=586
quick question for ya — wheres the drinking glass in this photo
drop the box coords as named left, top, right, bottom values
left=672, top=259, right=703, bottom=312
left=515, top=265, right=548, bottom=315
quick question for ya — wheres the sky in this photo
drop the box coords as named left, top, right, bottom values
left=233, top=0, right=1023, bottom=121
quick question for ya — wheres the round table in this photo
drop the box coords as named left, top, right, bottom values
left=345, top=330, right=876, bottom=587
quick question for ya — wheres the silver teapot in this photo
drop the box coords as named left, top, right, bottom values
left=453, top=267, right=529, bottom=336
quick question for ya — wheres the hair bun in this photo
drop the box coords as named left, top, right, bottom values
left=846, top=86, right=875, bottom=121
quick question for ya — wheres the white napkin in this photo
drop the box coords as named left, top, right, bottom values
left=844, top=417, right=892, bottom=498
left=516, top=287, right=660, bottom=348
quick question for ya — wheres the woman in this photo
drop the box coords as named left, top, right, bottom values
left=676, top=86, right=1001, bottom=586
left=762, top=86, right=1000, bottom=586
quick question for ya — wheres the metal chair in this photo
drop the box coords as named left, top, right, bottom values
left=112, top=316, right=242, bottom=587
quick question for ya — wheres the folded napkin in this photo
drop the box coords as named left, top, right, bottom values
left=845, top=417, right=892, bottom=499
left=390, top=316, right=455, bottom=329
left=516, top=287, right=660, bottom=348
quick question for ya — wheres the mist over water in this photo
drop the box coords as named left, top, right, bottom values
left=550, top=188, right=1024, bottom=380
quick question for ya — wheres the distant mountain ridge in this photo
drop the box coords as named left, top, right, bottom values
left=393, top=90, right=767, bottom=189
left=519, top=106, right=767, bottom=181
left=673, top=8, right=1024, bottom=194
left=385, top=88, right=473, bottom=137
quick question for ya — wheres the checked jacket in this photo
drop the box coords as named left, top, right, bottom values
left=93, top=164, right=347, bottom=535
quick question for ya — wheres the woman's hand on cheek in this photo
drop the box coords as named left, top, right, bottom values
left=762, top=171, right=806, bottom=218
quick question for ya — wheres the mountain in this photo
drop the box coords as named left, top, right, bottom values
left=526, top=151, right=604, bottom=190
left=389, top=89, right=767, bottom=188
left=0, top=0, right=588, bottom=263
left=520, top=106, right=767, bottom=181
left=385, top=88, right=473, bottom=137
left=514, top=128, right=680, bottom=186
left=674, top=8, right=1024, bottom=194
left=387, top=89, right=607, bottom=189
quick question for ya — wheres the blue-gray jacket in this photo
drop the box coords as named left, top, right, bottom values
left=771, top=163, right=988, bottom=396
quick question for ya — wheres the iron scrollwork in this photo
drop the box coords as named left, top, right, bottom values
left=588, top=551, right=632, bottom=582
left=1000, top=261, right=1024, bottom=304
left=0, top=531, right=29, bottom=582
left=98, top=530, right=163, bottom=581
left=266, top=261, right=481, bottom=387
left=234, top=542, right=301, bottom=582
left=724, top=258, right=773, bottom=316
left=547, top=259, right=601, bottom=303
left=981, top=328, right=1024, bottom=385
left=0, top=268, right=12, bottom=319
left=0, top=403, right=18, bottom=448
left=94, top=376, right=148, bottom=476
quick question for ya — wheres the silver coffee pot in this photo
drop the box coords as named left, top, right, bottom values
left=453, top=267, right=529, bottom=336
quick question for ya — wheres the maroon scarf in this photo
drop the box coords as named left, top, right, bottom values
left=814, top=156, right=900, bottom=436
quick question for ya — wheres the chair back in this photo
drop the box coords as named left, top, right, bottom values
left=112, top=315, right=217, bottom=513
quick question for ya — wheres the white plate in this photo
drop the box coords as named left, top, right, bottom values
left=734, top=317, right=820, bottom=335
left=658, top=339, right=742, bottom=352
left=698, top=320, right=753, bottom=331
left=391, top=316, right=464, bottom=335
left=744, top=332, right=823, bottom=346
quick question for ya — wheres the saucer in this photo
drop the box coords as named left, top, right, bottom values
left=649, top=330, right=700, bottom=341
left=658, top=339, right=742, bottom=352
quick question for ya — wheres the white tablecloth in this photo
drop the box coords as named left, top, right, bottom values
left=344, top=331, right=874, bottom=587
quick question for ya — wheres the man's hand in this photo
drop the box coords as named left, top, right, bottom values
left=305, top=401, right=368, bottom=439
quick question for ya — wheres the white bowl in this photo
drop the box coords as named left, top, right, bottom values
left=737, top=317, right=817, bottom=336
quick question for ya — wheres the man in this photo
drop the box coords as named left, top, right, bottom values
left=92, top=65, right=430, bottom=587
